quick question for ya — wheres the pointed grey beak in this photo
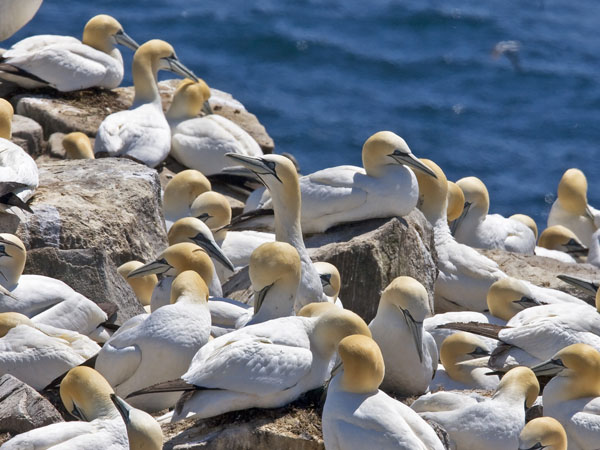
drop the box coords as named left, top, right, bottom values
left=2, top=192, right=33, bottom=214
left=518, top=443, right=545, bottom=450
left=114, top=29, right=140, bottom=51
left=196, top=212, right=212, bottom=223
left=557, top=274, right=599, bottom=295
left=530, top=358, right=565, bottom=377
left=319, top=273, right=332, bottom=289
left=110, top=394, right=132, bottom=425
left=467, top=346, right=490, bottom=357
left=202, top=100, right=213, bottom=115
left=450, top=201, right=471, bottom=236
left=0, top=283, right=17, bottom=300
left=189, top=233, right=235, bottom=272
left=388, top=150, right=437, bottom=178
left=563, top=238, right=588, bottom=256
left=254, top=284, right=272, bottom=314
left=512, top=295, right=543, bottom=309
left=225, top=153, right=281, bottom=183
left=400, top=306, right=424, bottom=363
left=164, top=56, right=199, bottom=82
left=127, top=258, right=172, bottom=278
left=69, top=402, right=88, bottom=421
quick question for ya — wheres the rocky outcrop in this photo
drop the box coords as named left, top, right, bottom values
left=0, top=375, right=63, bottom=436
left=224, top=209, right=438, bottom=323
left=11, top=114, right=43, bottom=157
left=10, top=80, right=274, bottom=153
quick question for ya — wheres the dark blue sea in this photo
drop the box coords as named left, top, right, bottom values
left=6, top=0, right=600, bottom=229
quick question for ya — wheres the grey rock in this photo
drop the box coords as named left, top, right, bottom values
left=10, top=114, right=44, bottom=157
left=224, top=209, right=437, bottom=324
left=0, top=374, right=63, bottom=436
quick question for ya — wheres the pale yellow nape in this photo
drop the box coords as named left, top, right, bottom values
left=486, top=277, right=530, bottom=321
left=163, top=169, right=211, bottom=216
left=446, top=181, right=465, bottom=222
left=117, top=261, right=157, bottom=306
left=379, top=276, right=431, bottom=318
left=510, top=214, right=538, bottom=241
left=0, top=233, right=27, bottom=286
left=132, top=39, right=179, bottom=105
left=557, top=168, right=588, bottom=216
left=190, top=191, right=232, bottom=230
left=167, top=78, right=212, bottom=120
left=361, top=131, right=412, bottom=177
left=60, top=366, right=115, bottom=421
left=519, top=417, right=567, bottom=450
left=456, top=176, right=490, bottom=216
left=297, top=302, right=337, bottom=318
left=0, top=312, right=33, bottom=337
left=312, top=308, right=371, bottom=357
left=163, top=242, right=214, bottom=287
left=314, top=261, right=341, bottom=298
left=551, top=343, right=600, bottom=400
left=170, top=269, right=209, bottom=304
left=338, top=334, right=385, bottom=394
left=494, top=366, right=539, bottom=408
left=249, top=241, right=301, bottom=291
left=82, top=14, right=125, bottom=54
left=414, top=158, right=448, bottom=223
left=440, top=332, right=489, bottom=382
left=63, top=132, right=95, bottom=160
left=538, top=225, right=582, bottom=251
left=0, top=98, right=14, bottom=139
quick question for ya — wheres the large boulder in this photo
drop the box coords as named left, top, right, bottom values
left=10, top=80, right=274, bottom=153
left=0, top=375, right=63, bottom=437
left=223, top=209, right=437, bottom=324
left=10, top=114, right=43, bottom=157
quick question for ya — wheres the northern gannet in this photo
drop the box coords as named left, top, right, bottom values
left=94, top=39, right=198, bottom=168
left=63, top=132, right=95, bottom=159
left=0, top=312, right=99, bottom=390
left=162, top=169, right=211, bottom=229
left=110, top=394, right=163, bottom=450
left=548, top=168, right=600, bottom=247
left=322, top=334, right=445, bottom=450
left=0, top=14, right=138, bottom=91
left=189, top=191, right=275, bottom=282
left=127, top=306, right=370, bottom=421
left=510, top=213, right=538, bottom=240
left=0, top=99, right=38, bottom=217
left=368, top=276, right=437, bottom=395
left=167, top=79, right=263, bottom=176
left=0, top=0, right=43, bottom=41
left=314, top=261, right=344, bottom=308
left=117, top=261, right=158, bottom=313
left=531, top=344, right=600, bottom=450
left=96, top=271, right=211, bottom=412
left=518, top=417, right=567, bottom=450
left=1, top=366, right=127, bottom=449
left=536, top=225, right=588, bottom=263
left=419, top=366, right=539, bottom=450
left=0, top=233, right=110, bottom=340
left=224, top=153, right=325, bottom=310
left=452, top=176, right=535, bottom=254
left=240, top=131, right=437, bottom=234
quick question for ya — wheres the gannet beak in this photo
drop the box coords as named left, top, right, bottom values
left=0, top=282, right=17, bottom=300
left=388, top=150, right=437, bottom=178
left=202, top=100, right=213, bottom=115
left=518, top=444, right=543, bottom=450
left=164, top=56, right=199, bottom=82
left=467, top=346, right=490, bottom=357
left=530, top=358, right=565, bottom=377
left=190, top=234, right=235, bottom=272
left=127, top=258, right=172, bottom=278
left=254, top=284, right=272, bottom=314
left=225, top=153, right=282, bottom=183
left=196, top=213, right=212, bottom=223
left=114, top=29, right=140, bottom=51
left=564, top=239, right=588, bottom=256
left=512, top=295, right=543, bottom=309
left=400, top=307, right=424, bottom=363
left=110, top=394, right=132, bottom=425
left=557, top=274, right=599, bottom=295
left=0, top=236, right=24, bottom=250
left=319, top=273, right=332, bottom=289
left=69, top=402, right=88, bottom=421
left=2, top=192, right=34, bottom=214
left=450, top=201, right=471, bottom=235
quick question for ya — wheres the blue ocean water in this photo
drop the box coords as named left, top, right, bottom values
left=5, top=0, right=600, bottom=229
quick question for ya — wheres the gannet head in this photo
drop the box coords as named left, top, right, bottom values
left=134, top=39, right=198, bottom=82
left=312, top=308, right=371, bottom=357
left=314, top=261, right=341, bottom=299
left=557, top=168, right=589, bottom=216
left=163, top=170, right=211, bottom=219
left=446, top=181, right=465, bottom=222
left=110, top=394, right=163, bottom=450
left=361, top=131, right=436, bottom=178
left=377, top=276, right=430, bottom=362
left=166, top=78, right=212, bottom=121
left=117, top=261, right=158, bottom=307
left=0, top=233, right=26, bottom=287
left=249, top=242, right=301, bottom=314
left=338, top=334, right=385, bottom=394
left=531, top=343, right=600, bottom=400
left=62, top=132, right=95, bottom=160
left=518, top=417, right=567, bottom=450
left=510, top=214, right=538, bottom=241
left=453, top=176, right=489, bottom=230
left=487, top=277, right=540, bottom=321
left=414, top=159, right=448, bottom=223
left=0, top=99, right=14, bottom=139
left=190, top=191, right=232, bottom=231
left=297, top=301, right=338, bottom=318
left=538, top=225, right=588, bottom=256
left=440, top=332, right=491, bottom=380
left=0, top=312, right=33, bottom=337
left=60, top=367, right=116, bottom=421
left=494, top=366, right=539, bottom=407
left=167, top=217, right=234, bottom=271
left=128, top=243, right=214, bottom=287
left=170, top=270, right=209, bottom=305
left=82, top=14, right=139, bottom=54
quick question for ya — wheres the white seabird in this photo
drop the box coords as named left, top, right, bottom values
left=518, top=417, right=567, bottom=450
left=536, top=225, right=588, bottom=263
left=162, top=169, right=211, bottom=229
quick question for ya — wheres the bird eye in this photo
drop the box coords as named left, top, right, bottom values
left=265, top=160, right=276, bottom=171
left=393, top=148, right=409, bottom=156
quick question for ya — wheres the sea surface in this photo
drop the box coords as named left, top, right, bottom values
left=5, top=0, right=600, bottom=229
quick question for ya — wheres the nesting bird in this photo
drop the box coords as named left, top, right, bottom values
left=62, top=132, right=95, bottom=159
left=536, top=225, right=588, bottom=263
left=162, top=169, right=211, bottom=229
